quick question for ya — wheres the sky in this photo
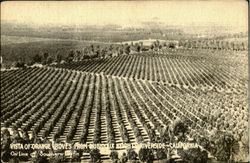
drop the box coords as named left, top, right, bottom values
left=1, top=1, right=248, bottom=28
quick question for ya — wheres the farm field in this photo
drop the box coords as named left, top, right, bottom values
left=1, top=35, right=113, bottom=66
left=222, top=36, right=248, bottom=43
left=1, top=67, right=248, bottom=137
left=1, top=35, right=67, bottom=45
left=1, top=1, right=249, bottom=162
left=1, top=35, right=114, bottom=46
left=51, top=52, right=248, bottom=92
left=1, top=50, right=248, bottom=161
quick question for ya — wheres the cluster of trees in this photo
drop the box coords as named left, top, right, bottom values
left=94, top=147, right=201, bottom=163
left=32, top=52, right=55, bottom=65
left=10, top=39, right=246, bottom=69
left=64, top=40, right=180, bottom=63
left=10, top=52, right=60, bottom=68
left=148, top=39, right=248, bottom=52
left=194, top=130, right=246, bottom=163
left=177, top=147, right=208, bottom=163
left=66, top=44, right=132, bottom=63
left=92, top=148, right=164, bottom=163
left=178, top=39, right=248, bottom=51
left=2, top=114, right=246, bottom=163
left=149, top=40, right=173, bottom=51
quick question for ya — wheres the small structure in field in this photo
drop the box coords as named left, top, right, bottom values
left=30, top=63, right=43, bottom=68
left=60, top=60, right=66, bottom=64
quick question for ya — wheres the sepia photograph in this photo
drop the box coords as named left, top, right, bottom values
left=0, top=1, right=249, bottom=162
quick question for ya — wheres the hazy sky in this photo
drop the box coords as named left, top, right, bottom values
left=1, top=1, right=248, bottom=28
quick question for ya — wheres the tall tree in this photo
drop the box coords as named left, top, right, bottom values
left=169, top=119, right=188, bottom=142
left=56, top=52, right=62, bottom=63
left=67, top=50, right=74, bottom=62
left=178, top=147, right=208, bottom=163
left=32, top=54, right=42, bottom=63
left=43, top=52, right=49, bottom=60
left=125, top=45, right=131, bottom=55
left=138, top=148, right=154, bottom=163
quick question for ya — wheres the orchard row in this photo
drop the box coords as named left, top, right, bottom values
left=1, top=67, right=247, bottom=145
left=50, top=55, right=246, bottom=93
